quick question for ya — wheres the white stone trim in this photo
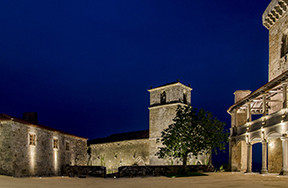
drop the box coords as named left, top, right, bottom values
left=148, top=82, right=192, bottom=92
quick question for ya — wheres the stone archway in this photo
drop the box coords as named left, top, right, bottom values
left=251, top=137, right=262, bottom=173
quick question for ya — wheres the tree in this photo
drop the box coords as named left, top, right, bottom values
left=156, top=105, right=229, bottom=167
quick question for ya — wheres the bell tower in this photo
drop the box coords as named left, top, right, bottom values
left=263, top=0, right=288, bottom=81
left=148, top=81, right=192, bottom=165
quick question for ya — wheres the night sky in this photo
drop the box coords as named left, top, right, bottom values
left=0, top=0, right=272, bottom=165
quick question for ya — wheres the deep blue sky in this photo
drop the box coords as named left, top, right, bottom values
left=0, top=0, right=271, bottom=146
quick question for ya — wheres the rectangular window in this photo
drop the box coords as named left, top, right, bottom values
left=29, top=134, right=36, bottom=146
left=53, top=138, right=59, bottom=149
left=65, top=141, right=70, bottom=151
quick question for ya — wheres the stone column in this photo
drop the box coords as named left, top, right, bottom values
left=281, top=136, right=288, bottom=175
left=283, top=83, right=287, bottom=109
left=261, top=140, right=268, bottom=174
left=263, top=94, right=267, bottom=115
left=246, top=143, right=252, bottom=173
left=247, top=103, right=251, bottom=122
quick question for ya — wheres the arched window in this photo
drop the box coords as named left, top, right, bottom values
left=183, top=90, right=187, bottom=104
left=183, top=93, right=187, bottom=104
left=160, top=91, right=166, bottom=104
left=281, top=34, right=288, bottom=58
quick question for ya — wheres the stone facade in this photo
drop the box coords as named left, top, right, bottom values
left=268, top=138, right=282, bottom=173
left=89, top=139, right=149, bottom=174
left=89, top=82, right=209, bottom=173
left=149, top=82, right=193, bottom=165
left=0, top=114, right=87, bottom=177
left=263, top=0, right=288, bottom=81
left=229, top=0, right=288, bottom=174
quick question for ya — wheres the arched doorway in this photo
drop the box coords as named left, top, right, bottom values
left=252, top=142, right=262, bottom=173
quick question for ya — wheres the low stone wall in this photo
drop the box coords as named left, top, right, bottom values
left=118, top=165, right=214, bottom=177
left=62, top=165, right=106, bottom=178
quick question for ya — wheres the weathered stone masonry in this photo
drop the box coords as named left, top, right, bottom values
left=0, top=114, right=87, bottom=177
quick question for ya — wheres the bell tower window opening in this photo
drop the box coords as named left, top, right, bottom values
left=183, top=93, right=187, bottom=104
left=160, top=91, right=166, bottom=104
left=65, top=141, right=70, bottom=151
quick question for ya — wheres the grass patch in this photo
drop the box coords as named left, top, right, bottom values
left=166, top=172, right=208, bottom=178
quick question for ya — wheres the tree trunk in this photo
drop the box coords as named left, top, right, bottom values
left=183, top=154, right=187, bottom=167
left=182, top=154, right=188, bottom=175
left=209, top=152, right=212, bottom=166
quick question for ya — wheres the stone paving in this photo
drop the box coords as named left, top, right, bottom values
left=1, top=172, right=288, bottom=188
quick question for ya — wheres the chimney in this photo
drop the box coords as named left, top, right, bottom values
left=23, top=112, right=38, bottom=124
left=234, top=90, right=251, bottom=103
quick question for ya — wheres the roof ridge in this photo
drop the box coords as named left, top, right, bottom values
left=0, top=113, right=87, bottom=140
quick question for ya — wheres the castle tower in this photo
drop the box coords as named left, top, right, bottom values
left=148, top=81, right=192, bottom=165
left=263, top=0, right=288, bottom=81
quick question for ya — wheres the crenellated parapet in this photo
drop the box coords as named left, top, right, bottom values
left=263, top=0, right=288, bottom=29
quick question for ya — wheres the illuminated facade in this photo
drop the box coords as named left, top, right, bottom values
left=89, top=82, right=208, bottom=173
left=229, top=0, right=288, bottom=174
left=0, top=113, right=87, bottom=177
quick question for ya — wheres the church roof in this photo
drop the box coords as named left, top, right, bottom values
left=88, top=129, right=149, bottom=145
left=0, top=113, right=87, bottom=140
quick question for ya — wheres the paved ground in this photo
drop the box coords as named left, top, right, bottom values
left=1, top=172, right=288, bottom=188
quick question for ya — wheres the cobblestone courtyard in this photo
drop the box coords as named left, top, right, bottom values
left=1, top=172, right=288, bottom=188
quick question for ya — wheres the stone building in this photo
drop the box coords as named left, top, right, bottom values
left=0, top=113, right=87, bottom=177
left=89, top=82, right=208, bottom=173
left=229, top=0, right=288, bottom=174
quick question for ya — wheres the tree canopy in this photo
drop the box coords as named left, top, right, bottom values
left=156, top=105, right=229, bottom=166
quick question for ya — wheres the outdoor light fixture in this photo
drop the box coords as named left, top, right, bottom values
left=262, top=118, right=266, bottom=125
left=245, top=133, right=249, bottom=143
left=269, top=142, right=274, bottom=148
left=261, top=127, right=265, bottom=139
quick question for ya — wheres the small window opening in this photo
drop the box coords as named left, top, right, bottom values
left=183, top=93, right=187, bottom=104
left=53, top=138, right=59, bottom=149
left=65, top=141, right=70, bottom=151
left=29, top=134, right=36, bottom=146
left=160, top=91, right=166, bottom=104
left=281, top=34, right=288, bottom=58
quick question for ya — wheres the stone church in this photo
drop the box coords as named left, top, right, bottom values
left=88, top=82, right=208, bottom=173
left=0, top=81, right=208, bottom=177
left=229, top=0, right=288, bottom=174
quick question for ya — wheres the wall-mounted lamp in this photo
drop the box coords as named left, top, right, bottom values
left=262, top=118, right=266, bottom=125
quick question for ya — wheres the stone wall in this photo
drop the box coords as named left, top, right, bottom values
left=0, top=120, right=87, bottom=177
left=62, top=165, right=106, bottom=177
left=268, top=7, right=288, bottom=81
left=269, top=93, right=283, bottom=114
left=268, top=138, right=282, bottom=173
left=89, top=139, right=149, bottom=174
left=118, top=165, right=214, bottom=177
left=0, top=122, right=14, bottom=176
left=230, top=141, right=247, bottom=172
left=231, top=142, right=241, bottom=172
